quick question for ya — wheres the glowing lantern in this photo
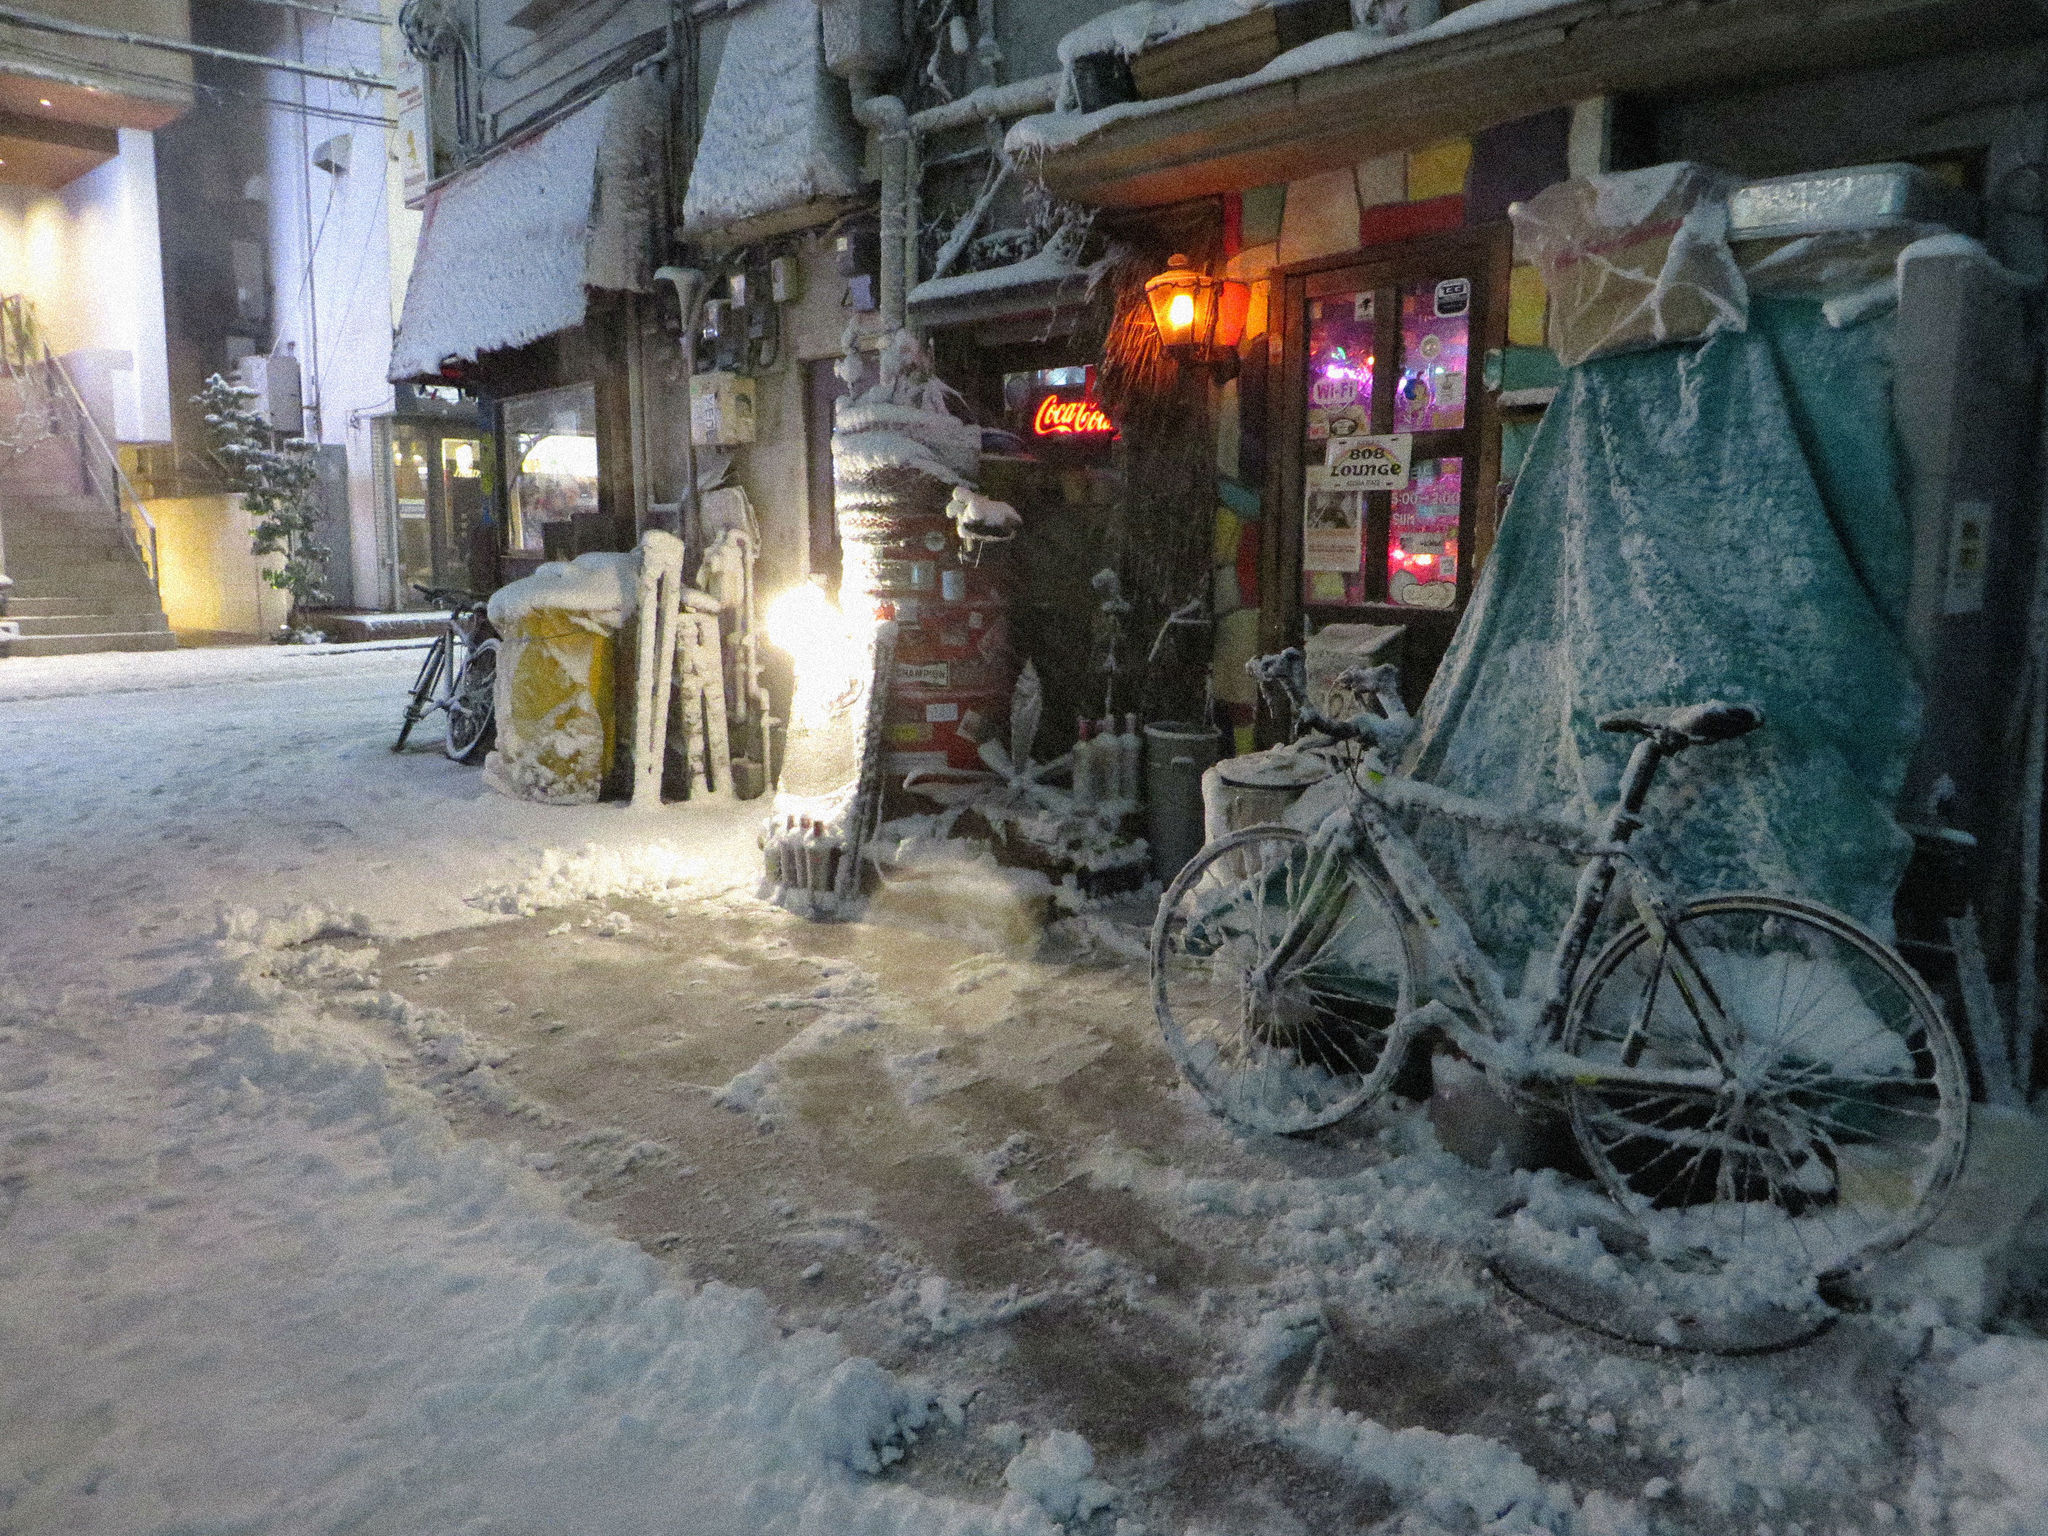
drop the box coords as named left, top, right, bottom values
left=1144, top=253, right=1251, bottom=366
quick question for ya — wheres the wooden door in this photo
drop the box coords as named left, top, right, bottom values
left=1265, top=226, right=1510, bottom=689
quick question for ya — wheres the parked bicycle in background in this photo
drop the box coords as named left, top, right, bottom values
left=393, top=584, right=498, bottom=763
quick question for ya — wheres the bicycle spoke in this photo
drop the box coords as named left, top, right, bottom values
left=1155, top=828, right=1414, bottom=1135
left=1567, top=897, right=1967, bottom=1275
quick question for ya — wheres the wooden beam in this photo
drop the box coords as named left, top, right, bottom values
left=0, top=107, right=115, bottom=188
left=1026, top=0, right=2045, bottom=209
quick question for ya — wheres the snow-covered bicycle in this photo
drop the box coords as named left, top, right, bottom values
left=1151, top=650, right=1968, bottom=1279
left=392, top=584, right=498, bottom=763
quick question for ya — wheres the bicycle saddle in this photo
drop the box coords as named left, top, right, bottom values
left=1597, top=701, right=1762, bottom=746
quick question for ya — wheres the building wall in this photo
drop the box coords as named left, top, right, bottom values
left=148, top=491, right=290, bottom=636
left=255, top=7, right=397, bottom=609
left=0, top=129, right=173, bottom=442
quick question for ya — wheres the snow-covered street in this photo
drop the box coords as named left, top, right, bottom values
left=3, top=646, right=2046, bottom=1536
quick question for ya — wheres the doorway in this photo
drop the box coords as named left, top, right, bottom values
left=1269, top=226, right=1510, bottom=685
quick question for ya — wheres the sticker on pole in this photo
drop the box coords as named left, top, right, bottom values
left=1322, top=433, right=1413, bottom=490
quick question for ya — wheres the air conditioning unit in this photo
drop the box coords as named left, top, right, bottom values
left=235, top=353, right=304, bottom=435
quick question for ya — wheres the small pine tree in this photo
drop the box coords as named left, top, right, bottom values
left=195, top=373, right=329, bottom=631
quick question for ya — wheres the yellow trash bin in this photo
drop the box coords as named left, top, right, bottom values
left=484, top=553, right=638, bottom=804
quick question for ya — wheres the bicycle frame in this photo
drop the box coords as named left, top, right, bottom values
left=1251, top=734, right=1737, bottom=1098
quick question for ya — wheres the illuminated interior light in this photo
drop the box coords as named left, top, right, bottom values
left=518, top=433, right=597, bottom=478
left=1167, top=292, right=1194, bottom=331
left=765, top=583, right=869, bottom=728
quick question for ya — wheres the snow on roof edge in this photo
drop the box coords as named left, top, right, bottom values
left=1013, top=0, right=1591, bottom=160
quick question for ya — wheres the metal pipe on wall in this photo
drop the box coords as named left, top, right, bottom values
left=849, top=75, right=909, bottom=331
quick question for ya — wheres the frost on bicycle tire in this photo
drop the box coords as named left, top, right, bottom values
left=1398, top=296, right=1920, bottom=972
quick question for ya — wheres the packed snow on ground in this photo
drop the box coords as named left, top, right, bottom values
left=3, top=643, right=2046, bottom=1535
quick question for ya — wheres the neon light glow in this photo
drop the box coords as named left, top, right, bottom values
left=1032, top=394, right=1114, bottom=437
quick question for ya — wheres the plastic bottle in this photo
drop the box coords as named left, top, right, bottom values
left=1072, top=718, right=1097, bottom=812
left=775, top=817, right=799, bottom=888
left=803, top=818, right=824, bottom=890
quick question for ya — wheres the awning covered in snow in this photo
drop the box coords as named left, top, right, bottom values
left=907, top=246, right=1111, bottom=331
left=678, top=0, right=860, bottom=248
left=389, top=74, right=662, bottom=383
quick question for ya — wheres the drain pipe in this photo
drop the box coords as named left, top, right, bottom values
left=652, top=265, right=708, bottom=547
left=851, top=76, right=910, bottom=331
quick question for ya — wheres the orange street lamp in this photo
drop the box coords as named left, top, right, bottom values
left=1143, top=253, right=1250, bottom=370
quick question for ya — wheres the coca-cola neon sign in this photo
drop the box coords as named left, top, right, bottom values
left=1032, top=393, right=1114, bottom=437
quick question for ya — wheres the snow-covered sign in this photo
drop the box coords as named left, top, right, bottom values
left=1322, top=433, right=1413, bottom=490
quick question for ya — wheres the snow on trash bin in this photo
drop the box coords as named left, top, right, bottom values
left=484, top=551, right=639, bottom=804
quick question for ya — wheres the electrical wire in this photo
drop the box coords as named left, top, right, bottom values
left=0, top=37, right=395, bottom=126
left=483, top=0, right=636, bottom=80
left=0, top=2, right=391, bottom=88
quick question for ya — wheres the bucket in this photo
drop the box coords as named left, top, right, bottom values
left=1145, top=721, right=1224, bottom=882
left=1204, top=746, right=1336, bottom=842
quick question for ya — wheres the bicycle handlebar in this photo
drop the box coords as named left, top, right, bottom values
left=412, top=582, right=479, bottom=607
left=1249, top=648, right=1414, bottom=754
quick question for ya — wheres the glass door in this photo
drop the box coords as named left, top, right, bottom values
left=1274, top=227, right=1508, bottom=679
left=390, top=425, right=435, bottom=607
left=437, top=437, right=483, bottom=592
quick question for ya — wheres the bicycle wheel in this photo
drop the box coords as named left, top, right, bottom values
left=1562, top=894, right=1968, bottom=1276
left=393, top=637, right=447, bottom=752
left=1151, top=824, right=1422, bottom=1134
left=444, top=638, right=499, bottom=763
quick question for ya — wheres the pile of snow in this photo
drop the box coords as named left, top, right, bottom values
left=468, top=837, right=749, bottom=915
left=1000, top=1430, right=1116, bottom=1525
left=487, top=550, right=642, bottom=631
left=1925, top=1334, right=2048, bottom=1535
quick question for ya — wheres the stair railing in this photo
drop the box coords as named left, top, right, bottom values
left=47, top=357, right=160, bottom=591
left=0, top=294, right=160, bottom=593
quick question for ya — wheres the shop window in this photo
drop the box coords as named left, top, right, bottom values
left=503, top=382, right=599, bottom=555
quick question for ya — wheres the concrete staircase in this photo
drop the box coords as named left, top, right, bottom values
left=1, top=490, right=176, bottom=657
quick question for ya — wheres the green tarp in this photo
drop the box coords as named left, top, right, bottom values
left=1404, top=298, right=1920, bottom=972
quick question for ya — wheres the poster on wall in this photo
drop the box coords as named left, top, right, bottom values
left=1307, top=291, right=1374, bottom=442
left=1303, top=467, right=1364, bottom=574
left=1324, top=433, right=1412, bottom=491
left=1388, top=457, right=1462, bottom=609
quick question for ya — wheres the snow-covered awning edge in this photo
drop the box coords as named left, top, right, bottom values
left=1011, top=0, right=1590, bottom=160
left=389, top=75, right=663, bottom=384
left=907, top=248, right=1114, bottom=331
